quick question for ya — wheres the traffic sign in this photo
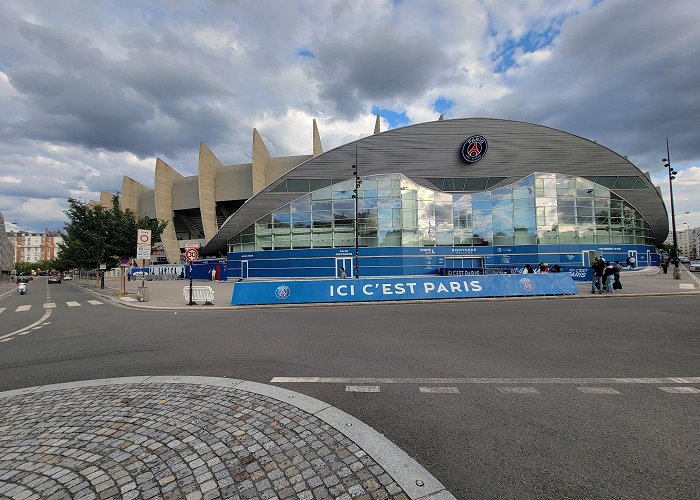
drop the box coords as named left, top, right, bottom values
left=185, top=248, right=199, bottom=261
left=136, top=245, right=151, bottom=259
left=137, top=229, right=152, bottom=246
left=184, top=241, right=200, bottom=249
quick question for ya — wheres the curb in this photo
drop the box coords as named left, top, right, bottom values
left=0, top=376, right=456, bottom=500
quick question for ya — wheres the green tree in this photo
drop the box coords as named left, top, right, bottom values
left=57, top=196, right=167, bottom=270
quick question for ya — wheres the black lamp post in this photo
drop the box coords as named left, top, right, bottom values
left=663, top=137, right=681, bottom=279
left=352, top=145, right=361, bottom=278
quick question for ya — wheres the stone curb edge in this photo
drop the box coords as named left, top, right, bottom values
left=0, top=376, right=456, bottom=500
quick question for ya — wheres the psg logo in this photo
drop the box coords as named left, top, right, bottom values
left=274, top=285, right=291, bottom=300
left=461, top=135, right=488, bottom=163
left=519, top=277, right=536, bottom=291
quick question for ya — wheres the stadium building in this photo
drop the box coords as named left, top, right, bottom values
left=109, top=117, right=668, bottom=278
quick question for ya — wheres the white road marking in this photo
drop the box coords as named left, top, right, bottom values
left=87, top=300, right=103, bottom=305
left=419, top=387, right=460, bottom=394
left=345, top=385, right=381, bottom=393
left=43, top=322, right=52, bottom=325
left=271, top=376, right=700, bottom=384
left=0, top=309, right=52, bottom=341
left=43, top=303, right=56, bottom=309
left=679, top=283, right=695, bottom=290
left=577, top=387, right=621, bottom=395
left=120, top=297, right=136, bottom=302
left=0, top=338, right=12, bottom=342
left=17, top=331, right=31, bottom=336
left=498, top=387, right=539, bottom=394
left=0, top=307, right=5, bottom=314
left=658, top=387, right=700, bottom=394
left=15, top=305, right=31, bottom=312
left=66, top=301, right=81, bottom=307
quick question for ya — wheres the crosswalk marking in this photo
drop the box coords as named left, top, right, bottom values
left=679, top=283, right=695, bottom=290
left=87, top=300, right=103, bottom=305
left=345, top=385, right=381, bottom=393
left=577, top=387, right=621, bottom=395
left=497, top=387, right=539, bottom=394
left=658, top=386, right=700, bottom=394
left=0, top=308, right=5, bottom=315
left=44, top=303, right=56, bottom=309
left=419, top=387, right=460, bottom=393
left=15, top=305, right=31, bottom=312
left=66, top=301, right=81, bottom=307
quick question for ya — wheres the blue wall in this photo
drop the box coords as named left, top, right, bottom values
left=226, top=244, right=660, bottom=279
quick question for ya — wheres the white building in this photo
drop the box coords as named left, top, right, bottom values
left=6, top=230, right=63, bottom=263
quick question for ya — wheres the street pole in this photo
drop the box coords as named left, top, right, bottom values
left=188, top=261, right=194, bottom=305
left=665, top=138, right=681, bottom=280
left=353, top=145, right=361, bottom=279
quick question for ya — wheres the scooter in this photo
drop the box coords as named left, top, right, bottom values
left=17, top=282, right=27, bottom=295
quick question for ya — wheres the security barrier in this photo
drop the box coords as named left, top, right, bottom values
left=231, top=273, right=578, bottom=306
left=184, top=286, right=215, bottom=305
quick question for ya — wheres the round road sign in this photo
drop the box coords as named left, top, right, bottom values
left=185, top=248, right=199, bottom=261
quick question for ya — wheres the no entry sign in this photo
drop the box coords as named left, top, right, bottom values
left=185, top=248, right=199, bottom=261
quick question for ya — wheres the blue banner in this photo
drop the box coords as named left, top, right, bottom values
left=231, top=273, right=578, bottom=305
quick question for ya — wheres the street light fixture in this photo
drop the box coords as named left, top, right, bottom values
left=351, top=145, right=361, bottom=278
left=663, top=138, right=681, bottom=279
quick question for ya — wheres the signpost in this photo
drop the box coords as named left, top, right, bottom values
left=136, top=229, right=152, bottom=302
left=185, top=248, right=199, bottom=305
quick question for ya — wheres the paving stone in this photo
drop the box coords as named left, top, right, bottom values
left=0, top=383, right=407, bottom=500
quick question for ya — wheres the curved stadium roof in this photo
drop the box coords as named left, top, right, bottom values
left=202, top=118, right=668, bottom=255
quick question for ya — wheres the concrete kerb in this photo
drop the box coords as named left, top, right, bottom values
left=0, top=375, right=456, bottom=500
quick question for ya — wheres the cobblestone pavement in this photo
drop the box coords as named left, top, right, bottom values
left=0, top=383, right=409, bottom=500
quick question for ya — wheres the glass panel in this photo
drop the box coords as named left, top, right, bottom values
left=270, top=181, right=287, bottom=193
left=286, top=179, right=309, bottom=192
left=485, top=177, right=507, bottom=188
left=464, top=178, right=489, bottom=191
left=309, top=179, right=332, bottom=191
left=613, top=176, right=637, bottom=189
left=311, top=186, right=332, bottom=201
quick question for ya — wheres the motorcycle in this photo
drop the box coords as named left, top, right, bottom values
left=17, top=282, right=27, bottom=295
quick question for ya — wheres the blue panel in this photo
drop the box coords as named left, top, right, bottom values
left=231, top=274, right=578, bottom=305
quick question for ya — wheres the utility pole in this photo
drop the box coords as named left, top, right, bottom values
left=352, top=145, right=361, bottom=279
left=663, top=138, right=681, bottom=279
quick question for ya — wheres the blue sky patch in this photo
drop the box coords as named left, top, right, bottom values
left=371, top=106, right=409, bottom=129
left=297, top=48, right=315, bottom=58
left=493, top=23, right=562, bottom=73
left=433, top=97, right=453, bottom=115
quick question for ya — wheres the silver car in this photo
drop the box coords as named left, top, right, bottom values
left=689, top=260, right=700, bottom=272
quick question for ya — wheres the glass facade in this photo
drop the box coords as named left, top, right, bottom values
left=227, top=173, right=655, bottom=252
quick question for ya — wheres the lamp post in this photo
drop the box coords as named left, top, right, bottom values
left=663, top=138, right=681, bottom=279
left=352, top=145, right=361, bottom=278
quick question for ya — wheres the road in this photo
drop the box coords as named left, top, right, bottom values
left=0, top=278, right=698, bottom=499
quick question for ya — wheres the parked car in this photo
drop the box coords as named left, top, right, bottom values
left=689, top=260, right=700, bottom=272
left=48, top=274, right=62, bottom=284
left=63, top=273, right=73, bottom=280
left=679, top=256, right=690, bottom=264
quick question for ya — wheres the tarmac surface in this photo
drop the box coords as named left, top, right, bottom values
left=0, top=265, right=697, bottom=499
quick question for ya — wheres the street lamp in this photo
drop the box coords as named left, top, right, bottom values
left=663, top=138, right=681, bottom=279
left=351, top=145, right=361, bottom=278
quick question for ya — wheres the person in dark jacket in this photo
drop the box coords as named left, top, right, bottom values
left=525, top=264, right=534, bottom=273
left=613, top=260, right=623, bottom=290
left=603, top=261, right=616, bottom=293
left=591, top=257, right=605, bottom=293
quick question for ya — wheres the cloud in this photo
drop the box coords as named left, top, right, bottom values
left=0, top=0, right=698, bottom=237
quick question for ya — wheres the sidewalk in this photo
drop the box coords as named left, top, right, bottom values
left=73, top=266, right=700, bottom=311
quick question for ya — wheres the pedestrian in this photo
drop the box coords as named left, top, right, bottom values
left=603, top=261, right=616, bottom=293
left=210, top=268, right=216, bottom=281
left=661, top=258, right=669, bottom=274
left=339, top=266, right=347, bottom=279
left=538, top=262, right=547, bottom=273
left=626, top=256, right=631, bottom=270
left=591, top=257, right=605, bottom=293
left=525, top=264, right=534, bottom=273
left=629, top=255, right=636, bottom=269
left=613, top=260, right=623, bottom=291
left=551, top=264, right=561, bottom=272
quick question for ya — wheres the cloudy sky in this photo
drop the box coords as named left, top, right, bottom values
left=1, top=0, right=699, bottom=234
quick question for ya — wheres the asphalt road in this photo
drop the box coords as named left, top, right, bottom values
left=0, top=279, right=698, bottom=499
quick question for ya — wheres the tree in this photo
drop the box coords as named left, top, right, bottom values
left=57, top=196, right=167, bottom=270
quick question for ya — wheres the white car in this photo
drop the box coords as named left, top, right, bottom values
left=689, top=260, right=700, bottom=272
left=679, top=256, right=690, bottom=264
left=63, top=273, right=72, bottom=280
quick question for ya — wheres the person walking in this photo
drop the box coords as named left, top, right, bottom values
left=629, top=255, right=636, bottom=269
left=603, top=261, right=616, bottom=293
left=591, top=257, right=605, bottom=293
left=613, top=260, right=623, bottom=291
left=661, top=258, right=669, bottom=274
left=339, top=266, right=347, bottom=279
left=626, top=256, right=631, bottom=270
left=210, top=267, right=216, bottom=281
left=525, top=264, right=534, bottom=273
